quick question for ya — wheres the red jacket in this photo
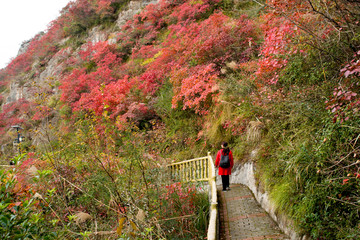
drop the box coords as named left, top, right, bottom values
left=215, top=149, right=234, bottom=175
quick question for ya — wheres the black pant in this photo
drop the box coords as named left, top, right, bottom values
left=221, top=175, right=230, bottom=190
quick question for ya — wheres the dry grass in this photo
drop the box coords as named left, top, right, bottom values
left=246, top=121, right=264, bottom=142
left=205, top=103, right=234, bottom=145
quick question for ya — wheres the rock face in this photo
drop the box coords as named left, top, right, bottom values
left=17, top=40, right=32, bottom=56
left=116, top=0, right=159, bottom=28
left=6, top=82, right=24, bottom=104
left=3, top=0, right=159, bottom=107
left=1, top=0, right=162, bottom=147
left=17, top=33, right=44, bottom=56
left=86, top=26, right=109, bottom=44
left=4, top=51, right=65, bottom=105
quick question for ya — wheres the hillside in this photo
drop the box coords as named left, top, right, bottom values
left=1, top=0, right=360, bottom=238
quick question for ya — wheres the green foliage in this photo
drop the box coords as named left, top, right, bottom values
left=220, top=0, right=263, bottom=18
left=251, top=45, right=360, bottom=237
left=59, top=104, right=72, bottom=118
left=279, top=46, right=346, bottom=88
left=2, top=0, right=360, bottom=238
left=0, top=169, right=57, bottom=239
left=64, top=37, right=86, bottom=49
left=47, top=95, right=60, bottom=109
left=84, top=60, right=97, bottom=73
left=192, top=186, right=210, bottom=233
left=204, top=69, right=263, bottom=158
left=154, top=82, right=207, bottom=159
left=63, top=22, right=88, bottom=37
left=158, top=182, right=209, bottom=239
left=205, top=103, right=235, bottom=145
left=23, top=113, right=210, bottom=239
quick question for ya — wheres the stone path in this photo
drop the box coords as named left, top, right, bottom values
left=218, top=184, right=289, bottom=240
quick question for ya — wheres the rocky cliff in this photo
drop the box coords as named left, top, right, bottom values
left=3, top=0, right=158, bottom=106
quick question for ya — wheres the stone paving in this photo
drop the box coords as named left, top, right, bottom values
left=218, top=184, right=289, bottom=240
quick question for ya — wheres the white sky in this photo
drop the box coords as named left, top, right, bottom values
left=0, top=0, right=73, bottom=69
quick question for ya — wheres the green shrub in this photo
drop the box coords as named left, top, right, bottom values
left=0, top=169, right=57, bottom=239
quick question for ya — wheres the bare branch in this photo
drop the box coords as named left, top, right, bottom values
left=327, top=196, right=360, bottom=207
left=251, top=0, right=324, bottom=42
left=307, top=0, right=342, bottom=29
left=57, top=174, right=119, bottom=213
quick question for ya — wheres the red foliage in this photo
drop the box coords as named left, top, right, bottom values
left=167, top=0, right=218, bottom=24
left=326, top=85, right=360, bottom=123
left=32, top=106, right=53, bottom=121
left=74, top=75, right=134, bottom=117
left=60, top=41, right=121, bottom=106
left=164, top=12, right=256, bottom=67
left=5, top=52, right=33, bottom=77
left=137, top=69, right=163, bottom=96
left=1, top=0, right=124, bottom=80
left=159, top=182, right=196, bottom=217
left=256, top=15, right=299, bottom=84
left=116, top=0, right=220, bottom=61
left=121, top=102, right=153, bottom=123
left=96, top=0, right=118, bottom=16
left=170, top=64, right=219, bottom=114
left=131, top=45, right=159, bottom=60
left=59, top=0, right=240, bottom=123
left=3, top=0, right=264, bottom=133
left=255, top=0, right=346, bottom=85
left=60, top=68, right=88, bottom=104
left=156, top=12, right=257, bottom=113
left=0, top=96, right=56, bottom=141
left=222, top=117, right=248, bottom=136
left=0, top=99, right=35, bottom=137
left=341, top=51, right=360, bottom=78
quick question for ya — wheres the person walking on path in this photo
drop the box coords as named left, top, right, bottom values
left=215, top=142, right=234, bottom=191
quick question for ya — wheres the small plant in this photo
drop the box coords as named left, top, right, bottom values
left=0, top=169, right=57, bottom=239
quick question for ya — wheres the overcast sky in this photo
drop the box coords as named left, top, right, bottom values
left=0, top=0, right=73, bottom=69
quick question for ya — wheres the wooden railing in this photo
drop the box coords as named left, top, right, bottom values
left=167, top=152, right=218, bottom=240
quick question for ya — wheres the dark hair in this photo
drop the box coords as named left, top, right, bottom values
left=222, top=142, right=230, bottom=155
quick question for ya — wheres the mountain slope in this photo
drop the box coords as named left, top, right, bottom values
left=0, top=0, right=360, bottom=238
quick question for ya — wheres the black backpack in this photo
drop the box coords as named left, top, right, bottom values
left=219, top=153, right=230, bottom=168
